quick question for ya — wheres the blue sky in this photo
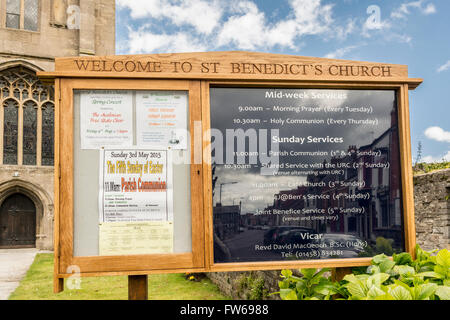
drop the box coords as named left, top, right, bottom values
left=116, top=0, right=450, bottom=163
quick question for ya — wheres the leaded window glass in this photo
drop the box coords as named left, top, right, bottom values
left=3, top=99, right=18, bottom=164
left=24, top=0, right=39, bottom=31
left=5, top=0, right=39, bottom=31
left=22, top=89, right=29, bottom=99
left=6, top=0, right=20, bottom=29
left=13, top=88, right=20, bottom=99
left=23, top=100, right=37, bottom=165
left=1, top=87, right=9, bottom=99
left=41, top=102, right=54, bottom=166
left=0, top=66, right=54, bottom=166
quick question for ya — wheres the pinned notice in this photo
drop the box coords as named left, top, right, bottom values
left=99, top=221, right=174, bottom=256
left=80, top=90, right=133, bottom=149
left=98, top=148, right=174, bottom=256
left=136, top=91, right=188, bottom=149
left=99, top=148, right=173, bottom=223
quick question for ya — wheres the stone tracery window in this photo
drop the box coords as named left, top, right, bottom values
left=1, top=66, right=54, bottom=166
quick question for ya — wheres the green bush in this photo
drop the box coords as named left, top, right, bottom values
left=413, top=161, right=450, bottom=175
left=237, top=274, right=268, bottom=300
left=276, top=245, right=450, bottom=300
left=358, top=236, right=396, bottom=257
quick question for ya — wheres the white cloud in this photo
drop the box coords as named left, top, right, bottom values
left=334, top=19, right=357, bottom=40
left=422, top=151, right=450, bottom=163
left=391, top=1, right=422, bottom=19
left=117, top=0, right=162, bottom=18
left=325, top=44, right=361, bottom=59
left=391, top=1, right=436, bottom=20
left=386, top=33, right=413, bottom=44
left=217, top=0, right=337, bottom=50
left=423, top=3, right=436, bottom=14
left=116, top=0, right=367, bottom=54
left=127, top=29, right=208, bottom=53
left=216, top=1, right=268, bottom=50
left=362, top=19, right=391, bottom=35
left=424, top=126, right=450, bottom=143
left=290, top=0, right=334, bottom=36
left=361, top=21, right=391, bottom=39
left=117, top=0, right=223, bottom=35
left=437, top=60, right=450, bottom=73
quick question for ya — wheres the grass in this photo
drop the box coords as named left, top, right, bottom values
left=9, top=253, right=231, bottom=300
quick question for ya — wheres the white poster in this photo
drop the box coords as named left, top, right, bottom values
left=80, top=90, right=133, bottom=149
left=98, top=148, right=173, bottom=223
left=99, top=221, right=173, bottom=256
left=136, top=91, right=188, bottom=149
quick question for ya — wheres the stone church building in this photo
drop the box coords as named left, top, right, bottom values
left=0, top=0, right=115, bottom=250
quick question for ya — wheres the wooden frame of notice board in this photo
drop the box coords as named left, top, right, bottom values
left=38, top=51, right=422, bottom=294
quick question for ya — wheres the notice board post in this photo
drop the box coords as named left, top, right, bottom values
left=128, top=275, right=148, bottom=300
left=38, top=51, right=422, bottom=298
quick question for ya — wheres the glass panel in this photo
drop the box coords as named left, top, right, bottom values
left=6, top=0, right=20, bottom=29
left=1, top=78, right=10, bottom=99
left=40, top=90, right=47, bottom=101
left=6, top=0, right=20, bottom=14
left=41, top=102, right=54, bottom=166
left=210, top=88, right=404, bottom=263
left=22, top=89, right=29, bottom=99
left=2, top=87, right=10, bottom=99
left=6, top=13, right=20, bottom=29
left=23, top=101, right=37, bottom=165
left=24, top=0, right=39, bottom=31
left=3, top=99, right=18, bottom=165
left=15, top=80, right=25, bottom=89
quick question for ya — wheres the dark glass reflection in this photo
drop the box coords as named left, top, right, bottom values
left=210, top=88, right=404, bottom=263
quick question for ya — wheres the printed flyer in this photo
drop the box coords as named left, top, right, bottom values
left=136, top=91, right=188, bottom=149
left=98, top=148, right=174, bottom=255
left=80, top=90, right=133, bottom=149
left=99, top=148, right=173, bottom=223
left=99, top=221, right=173, bottom=256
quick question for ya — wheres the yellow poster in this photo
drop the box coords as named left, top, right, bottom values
left=99, top=221, right=173, bottom=256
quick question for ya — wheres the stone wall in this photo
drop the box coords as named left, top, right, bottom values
left=414, top=168, right=450, bottom=251
left=0, top=166, right=54, bottom=249
left=207, top=168, right=450, bottom=299
left=0, top=0, right=116, bottom=65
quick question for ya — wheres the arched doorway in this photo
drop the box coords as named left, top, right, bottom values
left=0, top=193, right=36, bottom=248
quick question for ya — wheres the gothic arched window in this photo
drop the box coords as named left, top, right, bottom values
left=0, top=66, right=54, bottom=166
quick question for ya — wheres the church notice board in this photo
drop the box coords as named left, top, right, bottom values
left=38, top=51, right=422, bottom=289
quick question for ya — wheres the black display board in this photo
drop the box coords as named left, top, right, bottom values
left=210, top=88, right=405, bottom=263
